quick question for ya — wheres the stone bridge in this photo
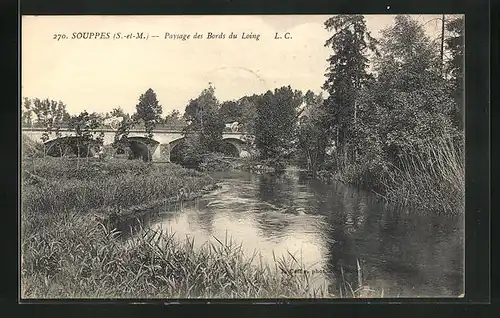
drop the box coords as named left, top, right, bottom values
left=21, top=128, right=250, bottom=162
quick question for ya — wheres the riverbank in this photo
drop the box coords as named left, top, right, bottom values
left=315, top=136, right=465, bottom=215
left=20, top=157, right=336, bottom=298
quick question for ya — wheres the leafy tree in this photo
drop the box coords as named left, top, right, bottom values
left=22, top=98, right=34, bottom=127
left=296, top=91, right=329, bottom=175
left=237, top=95, right=259, bottom=133
left=132, top=88, right=163, bottom=138
left=367, top=15, right=457, bottom=164
left=445, top=16, right=465, bottom=130
left=323, top=14, right=379, bottom=159
left=68, top=111, right=105, bottom=159
left=183, top=84, right=225, bottom=153
left=254, top=86, right=303, bottom=169
left=110, top=106, right=131, bottom=121
left=219, top=100, right=242, bottom=124
left=164, top=109, right=186, bottom=129
left=113, top=118, right=135, bottom=151
left=27, top=98, right=70, bottom=141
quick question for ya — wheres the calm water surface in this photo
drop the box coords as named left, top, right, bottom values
left=126, top=168, right=464, bottom=298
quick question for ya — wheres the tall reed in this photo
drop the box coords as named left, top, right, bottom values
left=21, top=214, right=333, bottom=299
left=382, top=135, right=465, bottom=214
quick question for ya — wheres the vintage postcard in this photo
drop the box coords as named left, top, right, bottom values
left=21, top=14, right=465, bottom=299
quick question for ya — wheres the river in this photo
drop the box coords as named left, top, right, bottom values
left=123, top=168, right=464, bottom=298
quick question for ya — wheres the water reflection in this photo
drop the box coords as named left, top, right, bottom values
left=137, top=169, right=463, bottom=298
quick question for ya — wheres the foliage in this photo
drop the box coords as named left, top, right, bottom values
left=444, top=16, right=465, bottom=130
left=109, top=107, right=131, bottom=121
left=323, top=15, right=464, bottom=215
left=22, top=135, right=45, bottom=160
left=237, top=95, right=259, bottom=133
left=22, top=157, right=213, bottom=216
left=296, top=91, right=329, bottom=175
left=382, top=135, right=465, bottom=214
left=68, top=111, right=105, bottom=158
left=113, top=118, right=136, bottom=151
left=163, top=109, right=186, bottom=129
left=174, top=133, right=207, bottom=168
left=183, top=85, right=225, bottom=154
left=23, top=98, right=71, bottom=140
left=133, top=88, right=163, bottom=138
left=219, top=100, right=241, bottom=123
left=21, top=213, right=332, bottom=298
left=254, top=86, right=303, bottom=168
left=323, top=14, right=379, bottom=153
left=371, top=15, right=458, bottom=164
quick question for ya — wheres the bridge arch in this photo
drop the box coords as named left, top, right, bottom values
left=221, top=137, right=245, bottom=157
left=43, top=136, right=102, bottom=158
left=120, top=136, right=160, bottom=162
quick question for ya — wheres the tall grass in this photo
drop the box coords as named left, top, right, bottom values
left=382, top=135, right=465, bottom=214
left=22, top=158, right=214, bottom=218
left=21, top=157, right=337, bottom=299
left=21, top=213, right=334, bottom=298
left=21, top=157, right=382, bottom=299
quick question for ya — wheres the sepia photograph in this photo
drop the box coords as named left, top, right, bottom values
left=21, top=14, right=465, bottom=299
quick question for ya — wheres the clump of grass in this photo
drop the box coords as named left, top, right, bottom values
left=382, top=135, right=465, bottom=214
left=21, top=214, right=333, bottom=299
left=21, top=157, right=214, bottom=218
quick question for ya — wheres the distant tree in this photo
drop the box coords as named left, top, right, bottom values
left=237, top=95, right=259, bottom=133
left=113, top=117, right=135, bottom=151
left=27, top=98, right=71, bottom=141
left=132, top=88, right=163, bottom=138
left=110, top=106, right=131, bottom=121
left=68, top=111, right=105, bottom=159
left=183, top=84, right=225, bottom=153
left=445, top=16, right=465, bottom=130
left=254, top=86, right=303, bottom=169
left=22, top=97, right=34, bottom=127
left=297, top=91, right=329, bottom=175
left=323, top=15, right=378, bottom=160
left=164, top=109, right=186, bottom=129
left=219, top=100, right=242, bottom=124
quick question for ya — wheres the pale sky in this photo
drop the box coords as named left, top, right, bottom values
left=21, top=15, right=448, bottom=116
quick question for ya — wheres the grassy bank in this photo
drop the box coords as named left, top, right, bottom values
left=21, top=157, right=341, bottom=298
left=318, top=135, right=465, bottom=215
left=21, top=213, right=335, bottom=298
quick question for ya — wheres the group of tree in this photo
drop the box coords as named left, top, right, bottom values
left=312, top=14, right=465, bottom=187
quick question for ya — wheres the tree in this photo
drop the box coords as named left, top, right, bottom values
left=68, top=111, right=105, bottom=159
left=110, top=106, right=131, bottom=121
left=323, top=15, right=378, bottom=160
left=296, top=91, right=329, bottom=175
left=27, top=98, right=71, bottom=141
left=219, top=100, right=242, bottom=124
left=22, top=98, right=34, bottom=127
left=368, top=15, right=457, bottom=163
left=164, top=109, right=186, bottom=129
left=133, top=88, right=163, bottom=138
left=445, top=16, right=465, bottom=130
left=183, top=84, right=225, bottom=153
left=237, top=95, right=259, bottom=133
left=254, top=86, right=303, bottom=169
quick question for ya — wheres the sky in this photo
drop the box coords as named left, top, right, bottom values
left=22, top=15, right=449, bottom=116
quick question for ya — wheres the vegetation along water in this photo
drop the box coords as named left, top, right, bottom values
left=21, top=15, right=465, bottom=298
